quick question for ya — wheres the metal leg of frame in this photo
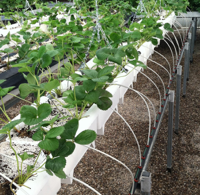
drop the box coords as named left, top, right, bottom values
left=187, top=32, right=192, bottom=80
left=183, top=42, right=189, bottom=97
left=190, top=20, right=195, bottom=62
left=167, top=90, right=175, bottom=172
left=175, top=65, right=182, bottom=134
left=194, top=18, right=197, bottom=41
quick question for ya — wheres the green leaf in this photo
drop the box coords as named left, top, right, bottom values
left=18, top=152, right=34, bottom=161
left=46, top=169, right=53, bottom=176
left=74, top=85, right=86, bottom=100
left=0, top=39, right=10, bottom=48
left=38, top=138, right=59, bottom=151
left=150, top=38, right=158, bottom=45
left=98, top=66, right=115, bottom=77
left=46, top=50, right=59, bottom=58
left=71, top=36, right=83, bottom=43
left=46, top=127, right=64, bottom=139
left=54, top=169, right=66, bottom=179
left=61, top=118, right=79, bottom=139
left=0, top=118, right=25, bottom=134
left=130, top=31, right=141, bottom=41
left=3, top=48, right=14, bottom=53
left=110, top=32, right=121, bottom=43
left=74, top=130, right=96, bottom=145
left=40, top=80, right=60, bottom=92
left=0, top=80, right=6, bottom=85
left=38, top=45, right=46, bottom=58
left=96, top=88, right=112, bottom=98
left=32, top=129, right=44, bottom=141
left=96, top=48, right=110, bottom=60
left=92, top=76, right=109, bottom=83
left=46, top=44, right=54, bottom=51
left=27, top=74, right=36, bottom=85
left=0, top=86, right=14, bottom=97
left=83, top=80, right=96, bottom=91
left=97, top=97, right=112, bottom=110
left=38, top=103, right=52, bottom=119
left=20, top=105, right=41, bottom=125
left=85, top=91, right=99, bottom=103
left=45, top=156, right=66, bottom=173
left=27, top=165, right=34, bottom=174
left=51, top=140, right=75, bottom=157
left=19, top=83, right=37, bottom=99
left=129, top=60, right=147, bottom=69
left=41, top=54, right=52, bottom=68
left=81, top=69, right=98, bottom=79
left=164, top=23, right=174, bottom=32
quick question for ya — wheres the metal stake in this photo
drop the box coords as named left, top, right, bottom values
left=187, top=33, right=192, bottom=80
left=175, top=65, right=182, bottom=134
left=141, top=171, right=151, bottom=195
left=194, top=18, right=197, bottom=41
left=183, top=42, right=189, bottom=97
left=190, top=20, right=195, bottom=62
left=167, top=90, right=174, bottom=172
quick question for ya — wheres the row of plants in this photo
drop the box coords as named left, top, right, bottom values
left=0, top=0, right=189, bottom=194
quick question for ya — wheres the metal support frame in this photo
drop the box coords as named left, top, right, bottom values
left=183, top=42, right=190, bottom=97
left=141, top=171, right=151, bottom=195
left=167, top=90, right=174, bottom=172
left=190, top=19, right=195, bottom=62
left=194, top=18, right=197, bottom=41
left=175, top=65, right=182, bottom=134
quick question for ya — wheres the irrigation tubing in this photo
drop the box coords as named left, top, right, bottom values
left=147, top=66, right=166, bottom=100
left=66, top=174, right=102, bottom=195
left=171, top=32, right=181, bottom=53
left=165, top=34, right=178, bottom=61
left=107, top=83, right=152, bottom=146
left=175, top=20, right=186, bottom=39
left=173, top=24, right=183, bottom=46
left=140, top=55, right=171, bottom=80
left=163, top=39, right=175, bottom=69
left=83, top=145, right=135, bottom=188
left=134, top=68, right=162, bottom=111
left=140, top=44, right=172, bottom=76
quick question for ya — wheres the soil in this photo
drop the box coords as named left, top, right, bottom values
left=0, top=29, right=199, bottom=195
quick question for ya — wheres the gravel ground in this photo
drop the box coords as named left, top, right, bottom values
left=0, top=29, right=199, bottom=195
left=58, top=30, right=200, bottom=195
